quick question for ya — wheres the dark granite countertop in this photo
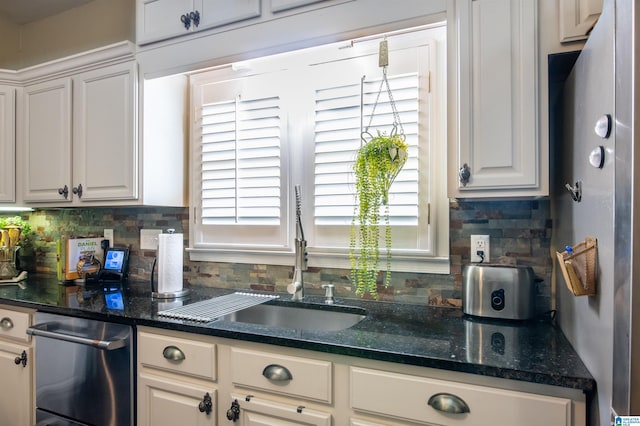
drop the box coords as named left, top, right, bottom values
left=0, top=275, right=594, bottom=393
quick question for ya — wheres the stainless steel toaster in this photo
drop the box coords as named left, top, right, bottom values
left=462, top=264, right=536, bottom=320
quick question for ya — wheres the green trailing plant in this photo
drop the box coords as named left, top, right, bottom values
left=350, top=131, right=408, bottom=298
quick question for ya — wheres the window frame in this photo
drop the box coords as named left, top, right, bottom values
left=188, top=24, right=450, bottom=274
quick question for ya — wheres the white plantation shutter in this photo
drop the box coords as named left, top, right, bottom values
left=307, top=41, right=433, bottom=254
left=201, top=96, right=282, bottom=225
left=314, top=73, right=420, bottom=227
left=192, top=75, right=288, bottom=249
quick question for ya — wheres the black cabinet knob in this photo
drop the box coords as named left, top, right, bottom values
left=190, top=10, right=200, bottom=27
left=180, top=13, right=191, bottom=30
left=459, top=163, right=471, bottom=186
left=72, top=184, right=83, bottom=198
left=198, top=392, right=212, bottom=415
left=226, top=399, right=240, bottom=421
left=58, top=185, right=69, bottom=199
left=14, top=350, right=27, bottom=367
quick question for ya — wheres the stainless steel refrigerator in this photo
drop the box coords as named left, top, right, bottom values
left=555, top=0, right=639, bottom=424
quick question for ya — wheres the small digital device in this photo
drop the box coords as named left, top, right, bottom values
left=104, top=248, right=127, bottom=273
left=98, top=248, right=129, bottom=283
left=104, top=288, right=125, bottom=311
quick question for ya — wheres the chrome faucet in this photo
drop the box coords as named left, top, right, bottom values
left=287, top=185, right=307, bottom=301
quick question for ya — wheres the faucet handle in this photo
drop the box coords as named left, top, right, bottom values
left=322, top=284, right=335, bottom=304
left=287, top=281, right=302, bottom=295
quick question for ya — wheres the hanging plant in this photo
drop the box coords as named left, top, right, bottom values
left=350, top=131, right=408, bottom=298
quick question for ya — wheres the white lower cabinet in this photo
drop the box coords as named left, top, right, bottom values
left=137, top=327, right=586, bottom=426
left=229, top=347, right=333, bottom=403
left=350, top=367, right=574, bottom=426
left=138, top=374, right=217, bottom=426
left=0, top=306, right=34, bottom=426
left=230, top=393, right=332, bottom=426
left=137, top=328, right=218, bottom=426
left=227, top=345, right=333, bottom=425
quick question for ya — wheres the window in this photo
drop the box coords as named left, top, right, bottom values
left=189, top=25, right=449, bottom=274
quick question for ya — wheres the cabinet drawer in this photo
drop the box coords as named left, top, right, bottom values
left=138, top=330, right=216, bottom=381
left=0, top=307, right=31, bottom=343
left=230, top=347, right=332, bottom=403
left=350, top=367, right=572, bottom=426
left=230, top=392, right=331, bottom=426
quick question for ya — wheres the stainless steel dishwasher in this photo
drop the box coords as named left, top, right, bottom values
left=27, top=312, right=133, bottom=426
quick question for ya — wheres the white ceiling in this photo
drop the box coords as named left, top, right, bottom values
left=0, top=0, right=95, bottom=25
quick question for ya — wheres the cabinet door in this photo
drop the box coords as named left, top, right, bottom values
left=136, top=0, right=261, bottom=45
left=449, top=0, right=539, bottom=197
left=231, top=393, right=331, bottom=426
left=137, top=0, right=195, bottom=44
left=138, top=373, right=216, bottom=426
left=0, top=86, right=15, bottom=203
left=559, top=0, right=602, bottom=43
left=72, top=61, right=138, bottom=201
left=23, top=78, right=72, bottom=203
left=0, top=342, right=33, bottom=426
left=198, top=0, right=260, bottom=30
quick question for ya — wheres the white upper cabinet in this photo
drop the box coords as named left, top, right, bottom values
left=270, top=0, right=328, bottom=13
left=137, top=0, right=194, bottom=44
left=559, top=0, right=602, bottom=43
left=18, top=41, right=186, bottom=207
left=22, top=77, right=73, bottom=203
left=136, top=0, right=261, bottom=45
left=0, top=86, right=16, bottom=203
left=72, top=61, right=137, bottom=202
left=22, top=64, right=136, bottom=205
left=449, top=0, right=542, bottom=198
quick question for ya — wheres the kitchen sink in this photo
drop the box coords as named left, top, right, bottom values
left=221, top=303, right=366, bottom=332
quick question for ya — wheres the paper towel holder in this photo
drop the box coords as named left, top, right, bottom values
left=150, top=229, right=190, bottom=299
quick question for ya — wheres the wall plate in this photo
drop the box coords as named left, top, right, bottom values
left=470, top=235, right=490, bottom=263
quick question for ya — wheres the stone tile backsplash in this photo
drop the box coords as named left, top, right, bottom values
left=6, top=199, right=552, bottom=310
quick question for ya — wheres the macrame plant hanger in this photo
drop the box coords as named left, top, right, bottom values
left=351, top=37, right=409, bottom=298
left=360, top=37, right=406, bottom=146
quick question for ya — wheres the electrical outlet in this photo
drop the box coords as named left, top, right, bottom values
left=140, top=229, right=162, bottom=250
left=470, top=235, right=490, bottom=263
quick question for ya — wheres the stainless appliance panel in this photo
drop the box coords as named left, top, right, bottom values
left=464, top=318, right=523, bottom=364
left=29, top=312, right=132, bottom=426
left=36, top=409, right=87, bottom=426
left=462, top=264, right=536, bottom=320
left=612, top=0, right=640, bottom=416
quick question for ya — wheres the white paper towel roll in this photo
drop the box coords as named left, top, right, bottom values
left=157, top=233, right=184, bottom=294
